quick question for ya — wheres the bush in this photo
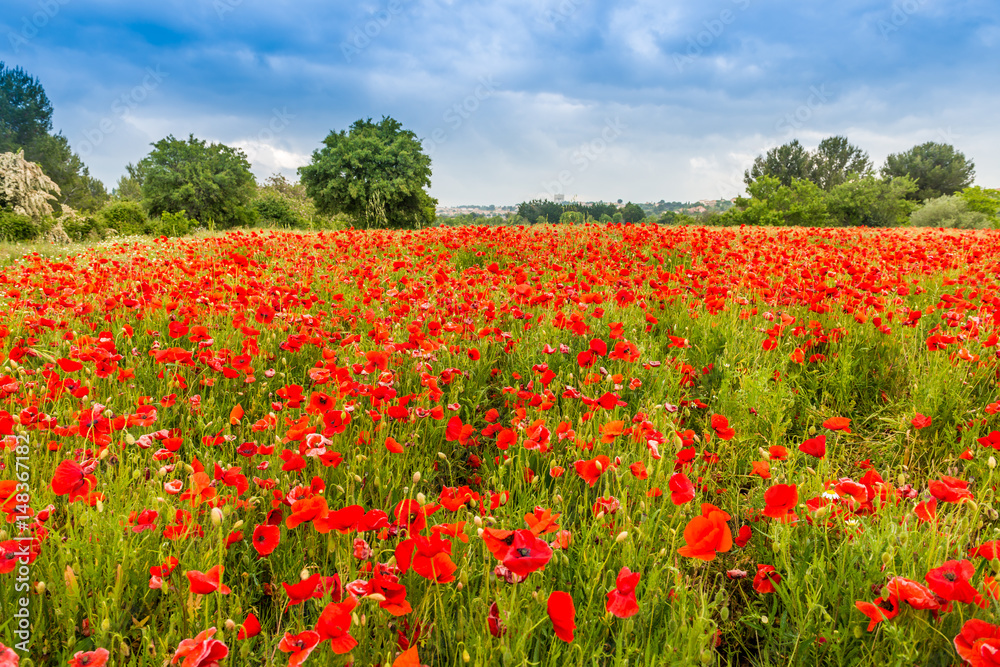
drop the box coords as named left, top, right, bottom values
left=157, top=210, right=192, bottom=237
left=60, top=214, right=109, bottom=242
left=0, top=209, right=39, bottom=240
left=100, top=200, right=150, bottom=235
left=909, top=195, right=993, bottom=229
left=253, top=190, right=307, bottom=228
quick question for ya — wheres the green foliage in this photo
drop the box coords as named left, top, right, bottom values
left=1, top=62, right=108, bottom=212
left=0, top=208, right=39, bottom=240
left=138, top=134, right=257, bottom=228
left=299, top=116, right=433, bottom=229
left=744, top=139, right=812, bottom=187
left=252, top=190, right=306, bottom=228
left=908, top=195, right=993, bottom=229
left=826, top=175, right=918, bottom=227
left=100, top=200, right=150, bottom=235
left=957, top=186, right=1000, bottom=221
left=745, top=136, right=871, bottom=191
left=518, top=199, right=564, bottom=224
left=60, top=214, right=109, bottom=242
left=731, top=176, right=829, bottom=226
left=881, top=142, right=975, bottom=200
left=620, top=202, right=646, bottom=223
left=112, top=162, right=145, bottom=201
left=809, top=135, right=873, bottom=190
left=0, top=61, right=53, bottom=151
left=559, top=210, right=584, bottom=224
left=157, top=210, right=192, bottom=237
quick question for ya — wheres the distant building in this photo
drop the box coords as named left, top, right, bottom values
left=553, top=194, right=565, bottom=203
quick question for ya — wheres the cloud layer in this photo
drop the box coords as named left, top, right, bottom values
left=3, top=0, right=997, bottom=204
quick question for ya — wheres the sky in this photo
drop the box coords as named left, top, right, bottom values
left=2, top=0, right=998, bottom=206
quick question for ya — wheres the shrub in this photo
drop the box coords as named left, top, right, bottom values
left=157, top=210, right=192, bottom=237
left=60, top=214, right=109, bottom=242
left=253, top=190, right=306, bottom=228
left=0, top=209, right=39, bottom=240
left=909, top=195, right=992, bottom=229
left=100, top=200, right=150, bottom=235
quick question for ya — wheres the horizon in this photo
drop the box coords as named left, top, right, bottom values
left=3, top=0, right=998, bottom=207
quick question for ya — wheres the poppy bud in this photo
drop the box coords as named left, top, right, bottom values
left=101, top=618, right=111, bottom=632
left=224, top=619, right=236, bottom=631
left=211, top=507, right=223, bottom=526
left=966, top=500, right=979, bottom=513
left=881, top=552, right=891, bottom=566
left=808, top=426, right=816, bottom=436
left=35, top=581, right=46, bottom=594
left=761, top=616, right=769, bottom=625
left=416, top=492, right=426, bottom=505
left=463, top=649, right=471, bottom=663
left=477, top=528, right=485, bottom=538
left=232, top=520, right=244, bottom=531
left=615, top=531, right=629, bottom=543
left=989, top=456, right=997, bottom=469
left=720, top=606, right=729, bottom=621
left=413, top=472, right=421, bottom=484
left=438, top=452, right=447, bottom=460
left=353, top=474, right=362, bottom=483
left=125, top=433, right=136, bottom=445
left=300, top=568, right=310, bottom=581
left=474, top=516, right=483, bottom=527
left=95, top=500, right=104, bottom=513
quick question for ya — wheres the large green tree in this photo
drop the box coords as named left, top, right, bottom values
left=744, top=139, right=811, bottom=188
left=745, top=136, right=871, bottom=191
left=138, top=135, right=257, bottom=227
left=881, top=142, right=976, bottom=200
left=809, top=136, right=872, bottom=191
left=0, top=62, right=107, bottom=211
left=299, top=117, right=434, bottom=229
left=0, top=62, right=53, bottom=151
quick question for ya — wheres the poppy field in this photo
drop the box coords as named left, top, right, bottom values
left=2, top=224, right=1000, bottom=666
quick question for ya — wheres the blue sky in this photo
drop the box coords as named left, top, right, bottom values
left=3, top=0, right=998, bottom=205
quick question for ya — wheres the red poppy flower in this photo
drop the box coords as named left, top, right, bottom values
left=914, top=498, right=937, bottom=523
left=925, top=560, right=985, bottom=606
left=768, top=445, right=788, bottom=461
left=171, top=627, right=228, bottom=667
left=51, top=459, right=97, bottom=501
left=283, top=574, right=321, bottom=605
left=487, top=601, right=506, bottom=638
left=710, top=414, right=735, bottom=441
left=753, top=564, right=780, bottom=594
left=252, top=524, right=280, bottom=557
left=186, top=565, right=230, bottom=595
left=315, top=597, right=358, bottom=654
left=763, top=483, right=798, bottom=520
left=606, top=567, right=641, bottom=618
left=953, top=619, right=1000, bottom=666
left=929, top=476, right=974, bottom=504
left=67, top=648, right=110, bottom=667
left=678, top=504, right=732, bottom=561
left=822, top=416, right=851, bottom=433
left=669, top=472, right=696, bottom=505
left=977, top=431, right=1000, bottom=450
left=855, top=595, right=899, bottom=632
left=500, top=529, right=552, bottom=578
left=887, top=577, right=941, bottom=610
left=237, top=612, right=261, bottom=640
left=750, top=460, right=771, bottom=479
left=734, top=525, right=752, bottom=548
left=278, top=630, right=321, bottom=667
left=969, top=540, right=1000, bottom=560
left=798, top=435, right=826, bottom=459
left=911, top=414, right=933, bottom=430
left=574, top=455, right=611, bottom=487
left=547, top=591, right=576, bottom=642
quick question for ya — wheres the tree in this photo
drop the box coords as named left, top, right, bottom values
left=112, top=162, right=146, bottom=201
left=620, top=202, right=646, bottom=223
left=744, top=140, right=811, bottom=188
left=299, top=117, right=434, bottom=229
left=731, top=176, right=829, bottom=227
left=517, top=199, right=563, bottom=225
left=809, top=136, right=872, bottom=191
left=0, top=62, right=53, bottom=152
left=1, top=62, right=108, bottom=212
left=826, top=175, right=917, bottom=227
left=881, top=142, right=975, bottom=200
left=138, top=134, right=257, bottom=227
